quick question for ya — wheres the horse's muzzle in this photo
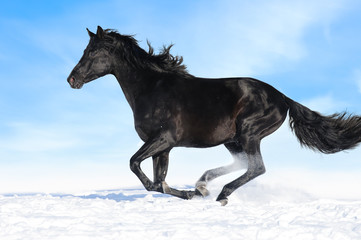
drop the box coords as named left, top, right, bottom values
left=67, top=76, right=84, bottom=89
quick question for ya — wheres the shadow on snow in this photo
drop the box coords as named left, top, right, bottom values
left=1, top=187, right=193, bottom=202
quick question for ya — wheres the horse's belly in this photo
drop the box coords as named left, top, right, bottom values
left=179, top=119, right=236, bottom=148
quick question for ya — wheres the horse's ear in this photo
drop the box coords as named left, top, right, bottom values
left=87, top=28, right=95, bottom=38
left=96, top=26, right=105, bottom=39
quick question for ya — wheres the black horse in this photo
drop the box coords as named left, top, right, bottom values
left=68, top=26, right=361, bottom=205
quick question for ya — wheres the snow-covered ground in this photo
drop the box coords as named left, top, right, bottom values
left=1, top=182, right=361, bottom=240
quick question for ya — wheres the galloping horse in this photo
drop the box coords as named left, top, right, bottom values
left=68, top=26, right=361, bottom=205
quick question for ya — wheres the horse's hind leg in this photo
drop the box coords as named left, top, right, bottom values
left=195, top=142, right=247, bottom=197
left=216, top=140, right=265, bottom=206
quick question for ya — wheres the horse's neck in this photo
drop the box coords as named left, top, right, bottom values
left=113, top=68, right=149, bottom=110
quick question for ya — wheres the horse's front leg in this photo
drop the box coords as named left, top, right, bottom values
left=152, top=151, right=169, bottom=191
left=130, top=131, right=195, bottom=200
left=152, top=152, right=196, bottom=200
left=130, top=132, right=172, bottom=192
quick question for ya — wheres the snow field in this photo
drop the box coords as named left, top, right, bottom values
left=1, top=184, right=361, bottom=240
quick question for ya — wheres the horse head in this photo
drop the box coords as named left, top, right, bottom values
left=67, top=26, right=115, bottom=89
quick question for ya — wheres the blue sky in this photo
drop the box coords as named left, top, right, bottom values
left=1, top=0, right=361, bottom=197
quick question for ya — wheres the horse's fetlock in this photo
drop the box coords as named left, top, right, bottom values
left=144, top=180, right=154, bottom=191
left=153, top=181, right=162, bottom=189
left=161, top=181, right=171, bottom=194
left=184, top=191, right=195, bottom=200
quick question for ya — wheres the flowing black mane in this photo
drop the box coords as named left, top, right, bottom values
left=103, top=29, right=191, bottom=77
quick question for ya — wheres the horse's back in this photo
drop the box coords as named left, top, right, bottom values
left=171, top=76, right=289, bottom=146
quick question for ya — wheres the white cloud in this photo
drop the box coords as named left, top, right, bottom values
left=0, top=122, right=79, bottom=153
left=0, top=119, right=139, bottom=193
left=301, top=94, right=348, bottom=114
left=173, top=0, right=347, bottom=77
left=9, top=0, right=349, bottom=80
left=353, top=69, right=361, bottom=93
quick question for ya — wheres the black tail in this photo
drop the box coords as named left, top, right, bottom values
left=285, top=97, right=361, bottom=154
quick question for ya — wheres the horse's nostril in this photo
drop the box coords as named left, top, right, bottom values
left=68, top=76, right=75, bottom=85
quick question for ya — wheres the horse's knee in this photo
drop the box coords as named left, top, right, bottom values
left=129, top=158, right=140, bottom=173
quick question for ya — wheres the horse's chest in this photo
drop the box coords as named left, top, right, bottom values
left=133, top=104, right=172, bottom=141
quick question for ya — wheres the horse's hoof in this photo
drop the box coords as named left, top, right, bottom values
left=195, top=186, right=210, bottom=197
left=162, top=181, right=171, bottom=194
left=195, top=181, right=210, bottom=197
left=218, top=198, right=228, bottom=206
left=183, top=191, right=195, bottom=200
